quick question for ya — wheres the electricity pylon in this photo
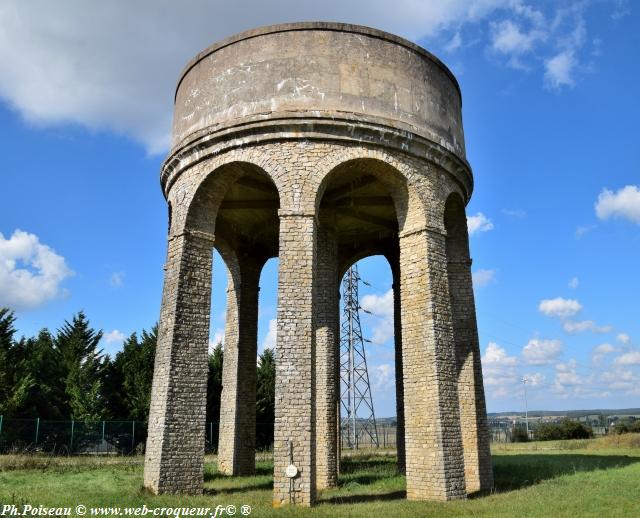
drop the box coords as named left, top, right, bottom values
left=339, top=264, right=379, bottom=449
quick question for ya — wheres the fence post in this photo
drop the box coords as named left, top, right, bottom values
left=70, top=419, right=75, bottom=453
left=102, top=421, right=106, bottom=454
left=0, top=415, right=3, bottom=437
left=131, top=421, right=135, bottom=454
left=210, top=422, right=213, bottom=449
left=35, top=417, right=40, bottom=446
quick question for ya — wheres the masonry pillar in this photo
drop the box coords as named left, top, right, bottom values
left=392, top=277, right=406, bottom=474
left=315, top=226, right=339, bottom=489
left=447, top=259, right=493, bottom=492
left=144, top=230, right=213, bottom=494
left=399, top=226, right=467, bottom=501
left=273, top=212, right=317, bottom=507
left=218, top=251, right=262, bottom=476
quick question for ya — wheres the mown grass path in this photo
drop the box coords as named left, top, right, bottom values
left=1, top=436, right=639, bottom=517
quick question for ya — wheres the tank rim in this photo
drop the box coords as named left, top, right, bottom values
left=174, top=21, right=462, bottom=104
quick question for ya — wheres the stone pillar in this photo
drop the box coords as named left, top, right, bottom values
left=273, top=212, right=317, bottom=507
left=392, top=276, right=406, bottom=474
left=218, top=252, right=262, bottom=476
left=448, top=258, right=493, bottom=493
left=144, top=230, right=213, bottom=494
left=315, top=226, right=339, bottom=489
left=399, top=227, right=467, bottom=501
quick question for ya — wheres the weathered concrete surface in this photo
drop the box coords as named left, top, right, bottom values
left=144, top=22, right=492, bottom=507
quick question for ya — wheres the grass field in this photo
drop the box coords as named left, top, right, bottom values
left=1, top=435, right=639, bottom=517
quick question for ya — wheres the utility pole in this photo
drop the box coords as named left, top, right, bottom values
left=522, top=377, right=530, bottom=439
left=339, top=264, right=379, bottom=449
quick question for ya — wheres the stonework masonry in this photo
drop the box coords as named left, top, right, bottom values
left=144, top=22, right=493, bottom=507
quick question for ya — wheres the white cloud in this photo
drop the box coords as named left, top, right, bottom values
left=491, top=19, right=544, bottom=57
left=544, top=50, right=577, bottom=89
left=361, top=289, right=393, bottom=319
left=562, top=319, right=612, bottom=334
left=592, top=343, right=618, bottom=365
left=0, top=229, right=73, bottom=310
left=361, top=289, right=395, bottom=345
left=614, top=351, right=640, bottom=366
left=104, top=329, right=125, bottom=345
left=481, top=342, right=519, bottom=388
left=261, top=318, right=277, bottom=351
left=467, top=212, right=494, bottom=236
left=617, top=333, right=630, bottom=345
left=538, top=297, right=582, bottom=318
left=110, top=271, right=124, bottom=288
left=568, top=276, right=579, bottom=289
left=472, top=269, right=496, bottom=288
left=523, top=372, right=545, bottom=387
left=522, top=338, right=562, bottom=365
left=553, top=359, right=584, bottom=388
left=370, top=363, right=395, bottom=391
left=595, top=185, right=640, bottom=225
left=0, top=0, right=519, bottom=153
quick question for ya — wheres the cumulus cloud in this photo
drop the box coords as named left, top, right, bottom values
left=562, top=319, right=612, bottom=334
left=370, top=363, right=395, bottom=391
left=544, top=50, right=577, bottom=89
left=261, top=318, right=277, bottom=351
left=0, top=229, right=73, bottom=310
left=614, top=351, right=640, bottom=366
left=595, top=185, right=640, bottom=225
left=361, top=289, right=395, bottom=345
left=0, top=0, right=521, bottom=153
left=104, top=329, right=125, bottom=345
left=617, top=333, right=630, bottom=345
left=467, top=213, right=494, bottom=236
left=472, top=268, right=496, bottom=288
left=568, top=276, right=579, bottom=289
left=553, top=359, right=584, bottom=389
left=523, top=372, right=545, bottom=387
left=481, top=342, right=519, bottom=389
left=592, top=343, right=618, bottom=365
left=522, top=338, right=562, bottom=365
left=360, top=289, right=393, bottom=319
left=538, top=297, right=582, bottom=318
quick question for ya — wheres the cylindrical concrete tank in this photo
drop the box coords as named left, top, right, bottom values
left=163, top=22, right=470, bottom=197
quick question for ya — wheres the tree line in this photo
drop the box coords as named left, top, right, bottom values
left=0, top=308, right=275, bottom=435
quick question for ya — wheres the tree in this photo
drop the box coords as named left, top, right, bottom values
left=256, top=347, right=275, bottom=449
left=104, top=326, right=157, bottom=420
left=54, top=311, right=106, bottom=420
left=0, top=308, right=36, bottom=416
left=10, top=330, right=65, bottom=419
left=206, top=342, right=224, bottom=424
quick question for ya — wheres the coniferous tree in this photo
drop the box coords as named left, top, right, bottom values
left=54, top=311, right=106, bottom=420
left=0, top=308, right=35, bottom=416
left=256, top=347, right=275, bottom=448
left=10, top=329, right=65, bottom=418
left=206, top=342, right=224, bottom=424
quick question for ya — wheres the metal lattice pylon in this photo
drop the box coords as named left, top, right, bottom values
left=339, top=264, right=379, bottom=448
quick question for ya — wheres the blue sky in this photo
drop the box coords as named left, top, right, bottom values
left=1, top=1, right=638, bottom=417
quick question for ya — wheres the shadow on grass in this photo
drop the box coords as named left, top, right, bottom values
left=492, top=454, right=640, bottom=492
left=204, top=481, right=273, bottom=495
left=321, top=490, right=406, bottom=505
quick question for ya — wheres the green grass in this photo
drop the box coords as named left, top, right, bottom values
left=1, top=436, right=640, bottom=517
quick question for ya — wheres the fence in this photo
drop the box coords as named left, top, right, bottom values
left=0, top=415, right=616, bottom=454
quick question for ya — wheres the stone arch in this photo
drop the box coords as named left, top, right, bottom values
left=313, top=150, right=428, bottom=235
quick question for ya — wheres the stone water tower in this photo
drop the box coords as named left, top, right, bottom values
left=143, top=22, right=493, bottom=507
